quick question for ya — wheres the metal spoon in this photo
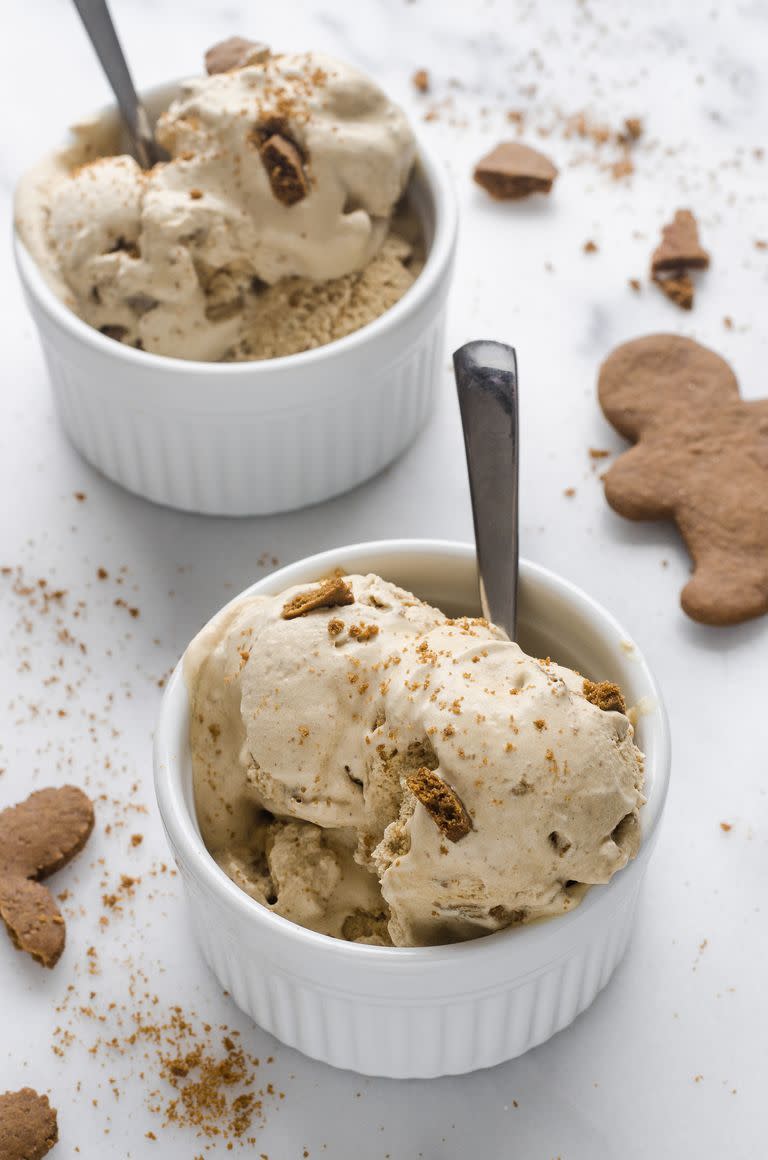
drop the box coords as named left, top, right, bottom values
left=72, top=0, right=166, bottom=168
left=454, top=340, right=519, bottom=640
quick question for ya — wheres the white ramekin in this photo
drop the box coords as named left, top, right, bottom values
left=14, top=84, right=457, bottom=516
left=154, top=540, right=671, bottom=1078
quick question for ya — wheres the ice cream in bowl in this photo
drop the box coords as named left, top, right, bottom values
left=154, top=540, right=670, bottom=1077
left=14, top=40, right=457, bottom=514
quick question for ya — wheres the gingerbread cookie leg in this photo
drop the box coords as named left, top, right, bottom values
left=676, top=512, right=768, bottom=627
left=0, top=879, right=67, bottom=969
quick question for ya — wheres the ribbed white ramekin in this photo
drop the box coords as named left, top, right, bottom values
left=154, top=541, right=671, bottom=1078
left=14, top=83, right=457, bottom=516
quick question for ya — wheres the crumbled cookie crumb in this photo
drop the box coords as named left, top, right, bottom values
left=583, top=679, right=627, bottom=714
left=653, top=271, right=694, bottom=310
left=412, top=69, right=430, bottom=93
left=620, top=117, right=643, bottom=143
left=282, top=578, right=354, bottom=620
left=348, top=622, right=380, bottom=642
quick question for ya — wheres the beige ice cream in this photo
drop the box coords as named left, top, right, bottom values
left=187, top=574, right=645, bottom=948
left=15, top=44, right=420, bottom=361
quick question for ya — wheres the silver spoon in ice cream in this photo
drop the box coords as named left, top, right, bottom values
left=454, top=340, right=520, bottom=641
left=71, top=0, right=167, bottom=168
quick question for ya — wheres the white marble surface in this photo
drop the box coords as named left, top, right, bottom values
left=1, top=1, right=767, bottom=1157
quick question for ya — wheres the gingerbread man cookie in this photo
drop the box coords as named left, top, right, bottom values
left=0, top=785, right=94, bottom=967
left=598, top=334, right=768, bottom=626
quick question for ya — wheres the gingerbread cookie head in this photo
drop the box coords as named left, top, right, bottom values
left=0, top=786, right=94, bottom=967
left=598, top=334, right=768, bottom=626
left=598, top=334, right=739, bottom=440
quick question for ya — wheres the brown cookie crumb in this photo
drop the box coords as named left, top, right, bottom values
left=583, top=239, right=599, bottom=253
left=405, top=767, right=472, bottom=842
left=583, top=679, right=627, bottom=714
left=348, top=622, right=380, bottom=642
left=281, top=578, right=354, bottom=620
left=653, top=271, right=694, bottom=310
left=720, top=822, right=732, bottom=832
left=412, top=69, right=430, bottom=93
left=0, top=1088, right=58, bottom=1159
left=473, top=142, right=558, bottom=200
left=204, top=37, right=270, bottom=75
left=651, top=209, right=710, bottom=273
left=620, top=117, right=643, bottom=143
left=0, top=785, right=94, bottom=967
left=259, top=135, right=309, bottom=206
left=327, top=618, right=345, bottom=637
left=628, top=277, right=641, bottom=292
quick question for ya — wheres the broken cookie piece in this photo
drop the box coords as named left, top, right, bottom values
left=583, top=679, right=627, bottom=714
left=259, top=134, right=309, bottom=206
left=204, top=36, right=270, bottom=75
left=651, top=209, right=710, bottom=273
left=0, top=1089, right=58, bottom=1160
left=281, top=577, right=355, bottom=619
left=652, top=271, right=694, bottom=310
left=0, top=785, right=95, bottom=967
left=405, top=766, right=472, bottom=842
left=473, top=141, right=558, bottom=200
left=650, top=210, right=709, bottom=310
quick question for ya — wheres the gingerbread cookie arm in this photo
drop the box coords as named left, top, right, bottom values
left=602, top=445, right=676, bottom=520
left=0, top=878, right=66, bottom=968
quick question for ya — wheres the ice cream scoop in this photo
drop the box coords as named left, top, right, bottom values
left=15, top=45, right=418, bottom=361
left=186, top=573, right=645, bottom=947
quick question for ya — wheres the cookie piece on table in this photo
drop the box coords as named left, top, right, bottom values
left=473, top=142, right=558, bottom=200
left=0, top=1088, right=58, bottom=1160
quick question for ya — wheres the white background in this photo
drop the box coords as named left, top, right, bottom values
left=1, top=1, right=767, bottom=1157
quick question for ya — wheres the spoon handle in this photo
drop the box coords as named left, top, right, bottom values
left=71, top=0, right=161, bottom=168
left=454, top=340, right=520, bottom=641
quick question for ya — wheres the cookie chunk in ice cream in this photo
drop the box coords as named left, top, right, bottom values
left=15, top=44, right=420, bottom=361
left=186, top=574, right=646, bottom=947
